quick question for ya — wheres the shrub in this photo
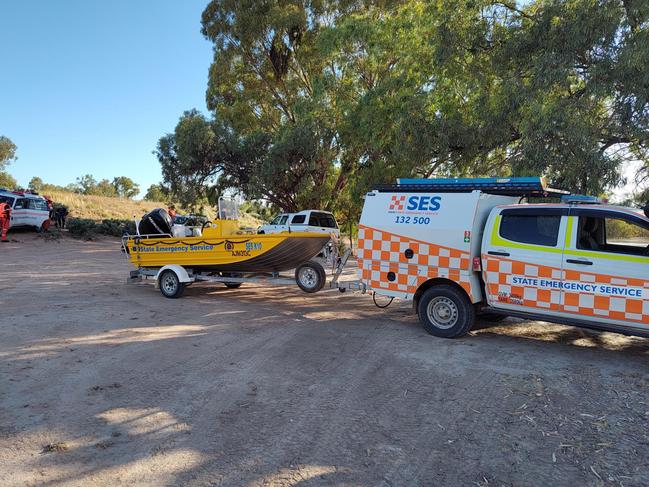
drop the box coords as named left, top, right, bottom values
left=96, top=219, right=136, bottom=237
left=66, top=218, right=98, bottom=239
left=67, top=218, right=136, bottom=239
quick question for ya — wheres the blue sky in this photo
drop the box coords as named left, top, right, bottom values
left=0, top=0, right=212, bottom=195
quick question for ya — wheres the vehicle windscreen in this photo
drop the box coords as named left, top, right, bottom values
left=308, top=212, right=338, bottom=228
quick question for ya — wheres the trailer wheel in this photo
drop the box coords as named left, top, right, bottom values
left=417, top=285, right=474, bottom=338
left=222, top=272, right=243, bottom=289
left=159, top=270, right=185, bottom=299
left=295, top=261, right=326, bottom=293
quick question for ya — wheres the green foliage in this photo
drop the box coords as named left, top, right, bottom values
left=112, top=176, right=140, bottom=199
left=28, top=177, right=44, bottom=192
left=144, top=183, right=170, bottom=201
left=66, top=218, right=99, bottom=239
left=0, top=136, right=17, bottom=172
left=71, top=174, right=142, bottom=198
left=159, top=0, right=649, bottom=235
left=239, top=200, right=275, bottom=222
left=96, top=218, right=137, bottom=236
left=0, top=171, right=17, bottom=190
left=74, top=174, right=97, bottom=194
left=67, top=217, right=136, bottom=239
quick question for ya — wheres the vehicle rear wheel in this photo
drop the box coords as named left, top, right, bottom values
left=417, top=285, right=474, bottom=338
left=159, top=270, right=185, bottom=299
left=295, top=261, right=326, bottom=293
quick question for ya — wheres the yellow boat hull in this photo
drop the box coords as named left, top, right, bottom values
left=126, top=232, right=330, bottom=273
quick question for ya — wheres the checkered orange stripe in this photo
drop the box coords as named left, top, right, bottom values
left=357, top=225, right=474, bottom=297
left=483, top=255, right=649, bottom=325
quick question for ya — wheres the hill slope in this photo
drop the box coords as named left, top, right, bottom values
left=47, top=190, right=171, bottom=220
left=46, top=190, right=262, bottom=227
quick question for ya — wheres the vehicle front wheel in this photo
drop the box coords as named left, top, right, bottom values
left=158, top=270, right=185, bottom=299
left=295, top=261, right=326, bottom=293
left=417, top=285, right=475, bottom=338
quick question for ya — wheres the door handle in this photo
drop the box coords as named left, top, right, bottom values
left=566, top=258, right=593, bottom=265
left=488, top=250, right=510, bottom=257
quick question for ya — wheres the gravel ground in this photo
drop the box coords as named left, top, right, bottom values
left=1, top=234, right=648, bottom=487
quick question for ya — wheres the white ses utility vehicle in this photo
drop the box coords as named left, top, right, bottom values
left=258, top=210, right=340, bottom=237
left=0, top=189, right=50, bottom=231
left=353, top=177, right=649, bottom=338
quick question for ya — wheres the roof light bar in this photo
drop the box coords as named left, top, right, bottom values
left=560, top=194, right=601, bottom=204
left=375, top=177, right=569, bottom=197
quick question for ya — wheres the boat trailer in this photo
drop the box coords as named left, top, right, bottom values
left=126, top=247, right=365, bottom=299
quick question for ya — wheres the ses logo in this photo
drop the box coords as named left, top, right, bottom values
left=389, top=195, right=442, bottom=212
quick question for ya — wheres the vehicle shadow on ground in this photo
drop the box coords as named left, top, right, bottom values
left=185, top=282, right=649, bottom=355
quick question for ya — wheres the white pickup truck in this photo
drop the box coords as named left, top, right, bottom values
left=356, top=177, right=649, bottom=338
left=258, top=210, right=340, bottom=237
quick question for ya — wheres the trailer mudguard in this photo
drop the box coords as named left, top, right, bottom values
left=155, top=265, right=194, bottom=285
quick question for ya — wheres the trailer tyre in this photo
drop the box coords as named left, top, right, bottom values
left=159, top=270, right=185, bottom=299
left=417, top=285, right=474, bottom=338
left=222, top=272, right=243, bottom=289
left=295, top=261, right=326, bottom=293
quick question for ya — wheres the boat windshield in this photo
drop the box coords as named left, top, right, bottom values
left=218, top=198, right=239, bottom=220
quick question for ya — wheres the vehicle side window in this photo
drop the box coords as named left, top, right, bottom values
left=269, top=215, right=281, bottom=225
left=28, top=199, right=48, bottom=211
left=279, top=215, right=288, bottom=225
left=312, top=212, right=337, bottom=228
left=578, top=216, right=649, bottom=256
left=291, top=214, right=306, bottom=224
left=499, top=213, right=561, bottom=247
left=322, top=215, right=337, bottom=228
left=308, top=214, right=320, bottom=226
left=14, top=198, right=28, bottom=209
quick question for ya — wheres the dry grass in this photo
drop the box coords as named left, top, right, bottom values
left=46, top=190, right=172, bottom=220
left=46, top=190, right=262, bottom=227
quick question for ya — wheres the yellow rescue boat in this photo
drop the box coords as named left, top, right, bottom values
left=125, top=204, right=330, bottom=274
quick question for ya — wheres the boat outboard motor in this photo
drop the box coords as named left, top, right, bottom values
left=138, top=208, right=173, bottom=236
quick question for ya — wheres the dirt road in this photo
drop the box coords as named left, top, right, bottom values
left=1, top=235, right=648, bottom=486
